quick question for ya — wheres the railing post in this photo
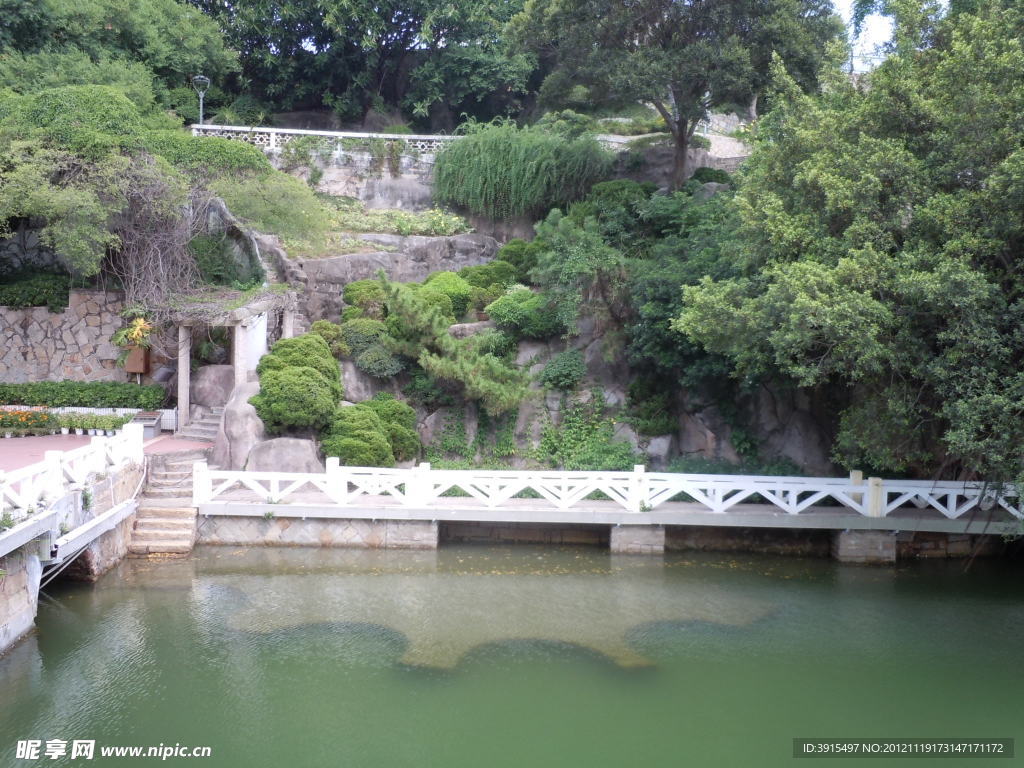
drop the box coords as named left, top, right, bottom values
left=44, top=450, right=63, bottom=497
left=122, top=422, right=145, bottom=464
left=88, top=436, right=106, bottom=476
left=849, top=469, right=864, bottom=505
left=866, top=477, right=884, bottom=518
left=269, top=130, right=277, bottom=150
left=325, top=457, right=346, bottom=505
left=0, top=470, right=7, bottom=516
left=192, top=461, right=210, bottom=507
left=406, top=462, right=431, bottom=507
left=629, top=465, right=647, bottom=513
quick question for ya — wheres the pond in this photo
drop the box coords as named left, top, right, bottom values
left=1, top=545, right=1020, bottom=766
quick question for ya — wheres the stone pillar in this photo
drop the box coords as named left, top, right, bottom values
left=281, top=310, right=295, bottom=339
left=610, top=524, right=665, bottom=555
left=232, top=323, right=247, bottom=389
left=831, top=530, right=896, bottom=564
left=177, top=325, right=191, bottom=428
left=384, top=520, right=439, bottom=549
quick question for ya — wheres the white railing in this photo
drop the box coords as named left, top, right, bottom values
left=0, top=424, right=144, bottom=522
left=190, top=124, right=457, bottom=153
left=193, top=460, right=1024, bottom=522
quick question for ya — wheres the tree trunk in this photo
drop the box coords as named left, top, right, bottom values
left=672, top=129, right=691, bottom=190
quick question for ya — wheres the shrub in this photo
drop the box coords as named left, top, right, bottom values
left=539, top=350, right=586, bottom=390
left=0, top=271, right=70, bottom=311
left=465, top=330, right=516, bottom=359
left=496, top=239, right=546, bottom=283
left=416, top=289, right=456, bottom=323
left=187, top=233, right=263, bottom=287
left=321, top=432, right=395, bottom=467
left=142, top=131, right=271, bottom=176
left=340, top=306, right=365, bottom=322
left=0, top=381, right=164, bottom=409
left=310, top=320, right=350, bottom=359
left=362, top=393, right=417, bottom=431
left=434, top=121, right=613, bottom=219
left=422, top=271, right=473, bottom=318
left=210, top=172, right=333, bottom=250
left=690, top=167, right=732, bottom=185
left=342, top=279, right=387, bottom=319
left=256, top=334, right=342, bottom=401
left=340, top=318, right=388, bottom=356
left=538, top=397, right=641, bottom=471
left=386, top=423, right=421, bottom=461
left=249, top=367, right=337, bottom=432
left=457, top=260, right=516, bottom=289
left=485, top=288, right=564, bottom=339
left=355, top=343, right=405, bottom=378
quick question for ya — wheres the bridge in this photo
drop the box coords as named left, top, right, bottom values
left=193, top=460, right=1023, bottom=557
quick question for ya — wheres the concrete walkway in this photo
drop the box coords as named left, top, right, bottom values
left=0, top=433, right=210, bottom=472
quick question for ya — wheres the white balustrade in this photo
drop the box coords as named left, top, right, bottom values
left=190, top=124, right=457, bottom=154
left=0, top=425, right=145, bottom=523
left=194, top=463, right=1024, bottom=521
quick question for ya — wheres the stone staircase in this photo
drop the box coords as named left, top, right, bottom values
left=175, top=406, right=223, bottom=442
left=129, top=449, right=209, bottom=556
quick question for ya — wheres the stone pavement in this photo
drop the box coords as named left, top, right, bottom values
left=0, top=433, right=210, bottom=472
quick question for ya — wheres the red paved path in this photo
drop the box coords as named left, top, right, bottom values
left=0, top=433, right=210, bottom=472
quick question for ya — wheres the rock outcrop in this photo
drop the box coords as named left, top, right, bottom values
left=246, top=437, right=324, bottom=473
left=211, top=380, right=265, bottom=470
left=190, top=364, right=235, bottom=408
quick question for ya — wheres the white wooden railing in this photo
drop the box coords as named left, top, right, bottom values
left=191, top=124, right=457, bottom=153
left=193, top=460, right=1024, bottom=522
left=0, top=424, right=144, bottom=521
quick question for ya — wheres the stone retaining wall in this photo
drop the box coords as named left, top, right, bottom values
left=440, top=521, right=608, bottom=547
left=0, top=289, right=125, bottom=383
left=197, top=516, right=438, bottom=549
left=0, top=549, right=42, bottom=655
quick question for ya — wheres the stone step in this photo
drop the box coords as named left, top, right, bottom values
left=137, top=505, right=196, bottom=520
left=178, top=426, right=219, bottom=436
left=132, top=527, right=193, bottom=542
left=135, top=517, right=194, bottom=533
left=143, top=486, right=194, bottom=499
left=148, top=476, right=192, bottom=489
left=149, top=469, right=192, bottom=482
left=138, top=498, right=197, bottom=511
left=128, top=542, right=194, bottom=555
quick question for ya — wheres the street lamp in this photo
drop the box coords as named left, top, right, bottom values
left=191, top=75, right=211, bottom=125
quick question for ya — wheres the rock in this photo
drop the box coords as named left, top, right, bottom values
left=190, top=364, right=235, bottom=407
left=693, top=182, right=731, bottom=201
left=211, top=380, right=264, bottom=470
left=515, top=340, right=551, bottom=367
left=644, top=434, right=677, bottom=470
left=341, top=359, right=400, bottom=403
left=613, top=423, right=640, bottom=451
left=245, top=438, right=324, bottom=473
left=448, top=320, right=496, bottom=339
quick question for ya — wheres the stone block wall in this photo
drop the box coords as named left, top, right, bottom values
left=197, top=515, right=438, bottom=549
left=440, top=521, right=608, bottom=547
left=0, top=549, right=42, bottom=654
left=0, top=289, right=126, bottom=383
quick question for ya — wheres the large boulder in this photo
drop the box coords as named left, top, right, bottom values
left=191, top=364, right=235, bottom=407
left=245, top=438, right=324, bottom=473
left=211, top=380, right=264, bottom=470
left=341, top=360, right=402, bottom=403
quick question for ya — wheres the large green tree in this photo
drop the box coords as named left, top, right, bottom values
left=676, top=1, right=1024, bottom=481
left=512, top=0, right=842, bottom=187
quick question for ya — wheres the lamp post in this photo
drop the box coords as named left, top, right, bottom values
left=191, top=75, right=211, bottom=125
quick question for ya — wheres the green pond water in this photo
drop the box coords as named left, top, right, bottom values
left=1, top=545, right=1021, bottom=767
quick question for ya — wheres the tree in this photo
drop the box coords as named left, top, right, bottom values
left=512, top=0, right=842, bottom=187
left=675, top=2, right=1024, bottom=481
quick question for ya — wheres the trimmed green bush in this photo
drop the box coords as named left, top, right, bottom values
left=690, top=167, right=732, bottom=185
left=249, top=366, right=337, bottom=433
left=457, top=260, right=516, bottom=290
left=342, top=279, right=387, bottom=319
left=386, top=423, right=420, bottom=462
left=321, top=432, right=395, bottom=467
left=142, top=130, right=272, bottom=176
left=355, top=343, right=405, bottom=378
left=485, top=288, right=564, bottom=339
left=310, top=320, right=350, bottom=359
left=539, top=350, right=586, bottom=390
left=0, top=271, right=70, bottom=311
left=0, top=381, right=164, bottom=409
left=496, top=239, right=546, bottom=283
left=422, top=271, right=473, bottom=318
left=362, top=393, right=417, bottom=431
left=256, top=333, right=342, bottom=401
left=340, top=318, right=388, bottom=356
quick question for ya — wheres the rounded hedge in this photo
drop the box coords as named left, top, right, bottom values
left=340, top=318, right=388, bottom=356
left=257, top=333, right=342, bottom=401
left=539, top=349, right=586, bottom=390
left=457, top=260, right=516, bottom=289
left=355, top=343, right=405, bottom=378
left=342, top=279, right=387, bottom=319
left=422, top=271, right=473, bottom=318
left=249, top=366, right=336, bottom=432
left=386, top=423, right=420, bottom=462
left=310, top=319, right=350, bottom=359
left=363, top=393, right=417, bottom=431
left=485, top=288, right=564, bottom=339
left=321, top=432, right=395, bottom=467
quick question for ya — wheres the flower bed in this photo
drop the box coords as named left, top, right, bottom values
left=0, top=407, right=132, bottom=437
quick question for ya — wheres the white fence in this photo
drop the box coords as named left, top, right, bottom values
left=193, top=461, right=1024, bottom=522
left=191, top=124, right=457, bottom=153
left=0, top=424, right=144, bottom=521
